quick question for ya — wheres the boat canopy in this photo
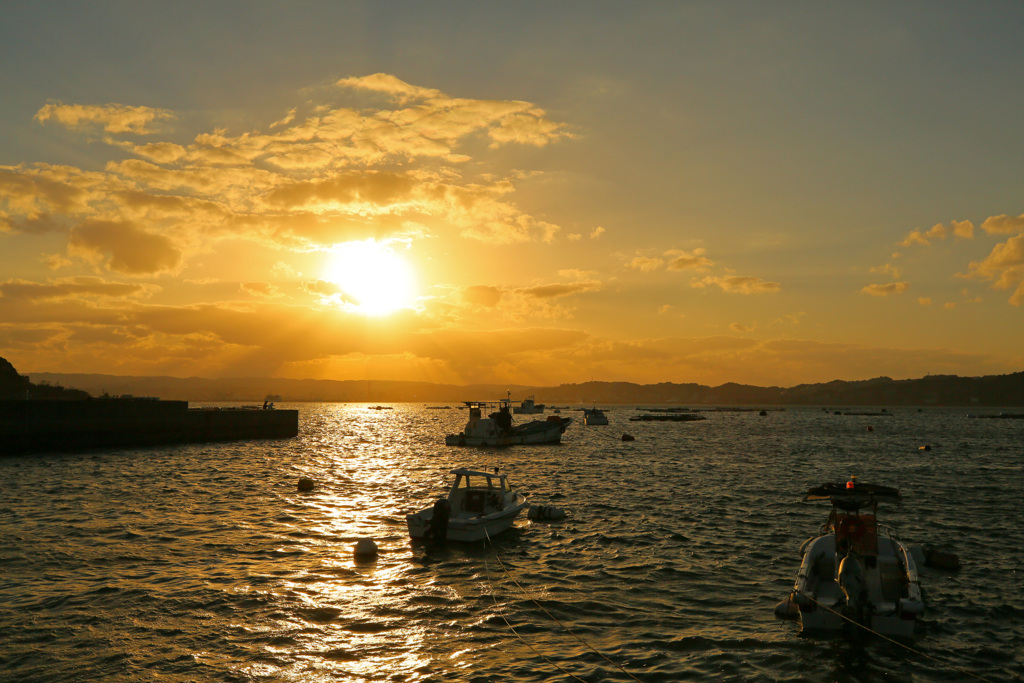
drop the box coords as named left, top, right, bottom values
left=804, top=481, right=902, bottom=509
left=449, top=468, right=509, bottom=489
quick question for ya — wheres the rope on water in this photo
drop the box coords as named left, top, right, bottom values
left=481, top=552, right=589, bottom=683
left=483, top=527, right=643, bottom=682
left=793, top=590, right=1005, bottom=683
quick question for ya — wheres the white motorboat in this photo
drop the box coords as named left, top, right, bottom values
left=407, top=468, right=529, bottom=543
left=787, top=479, right=924, bottom=638
left=583, top=407, right=609, bottom=425
left=513, top=396, right=545, bottom=414
left=445, top=400, right=571, bottom=446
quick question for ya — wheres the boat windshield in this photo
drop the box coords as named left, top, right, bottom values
left=455, top=474, right=499, bottom=490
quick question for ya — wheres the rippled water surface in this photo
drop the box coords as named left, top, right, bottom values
left=1, top=404, right=1021, bottom=682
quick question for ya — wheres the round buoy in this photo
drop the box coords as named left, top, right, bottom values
left=774, top=597, right=799, bottom=620
left=297, top=477, right=315, bottom=492
left=528, top=505, right=567, bottom=521
left=621, top=433, right=635, bottom=441
left=919, top=444, right=931, bottom=451
left=867, top=425, right=874, bottom=432
left=354, top=538, right=378, bottom=559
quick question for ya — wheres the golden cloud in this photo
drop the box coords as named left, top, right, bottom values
left=69, top=219, right=181, bottom=275
left=3, top=75, right=574, bottom=278
left=666, top=248, right=713, bottom=271
left=860, top=282, right=909, bottom=297
left=627, top=256, right=664, bottom=273
left=35, top=102, right=174, bottom=134
left=980, top=214, right=1024, bottom=235
left=695, top=275, right=781, bottom=294
left=518, top=281, right=601, bottom=299
left=963, top=233, right=1024, bottom=305
left=0, top=276, right=149, bottom=301
left=899, top=220, right=974, bottom=246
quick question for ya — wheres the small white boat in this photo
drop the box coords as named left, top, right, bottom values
left=583, top=407, right=609, bottom=425
left=512, top=396, right=545, bottom=414
left=407, top=468, right=528, bottom=543
left=445, top=400, right=571, bottom=446
left=787, top=479, right=924, bottom=638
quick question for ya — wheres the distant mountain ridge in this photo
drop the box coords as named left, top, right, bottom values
left=24, top=370, right=1024, bottom=406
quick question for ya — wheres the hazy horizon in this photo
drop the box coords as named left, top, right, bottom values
left=3, top=3, right=1023, bottom=387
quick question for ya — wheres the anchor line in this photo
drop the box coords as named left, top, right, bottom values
left=481, top=553, right=588, bottom=683
left=483, top=527, right=643, bottom=682
left=792, top=589, right=1003, bottom=683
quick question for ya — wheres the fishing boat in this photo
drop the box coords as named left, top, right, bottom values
left=445, top=400, right=571, bottom=446
left=512, top=396, right=545, bottom=414
left=407, top=468, right=528, bottom=543
left=583, top=407, right=609, bottom=425
left=786, top=478, right=924, bottom=638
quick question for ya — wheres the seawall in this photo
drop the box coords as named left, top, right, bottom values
left=0, top=399, right=299, bottom=456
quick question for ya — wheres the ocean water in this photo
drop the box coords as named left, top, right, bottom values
left=1, top=403, right=1021, bottom=683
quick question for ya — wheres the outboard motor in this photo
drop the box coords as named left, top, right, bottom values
left=426, top=498, right=450, bottom=545
left=839, top=551, right=869, bottom=626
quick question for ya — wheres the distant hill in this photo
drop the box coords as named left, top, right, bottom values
left=23, top=369, right=1024, bottom=406
left=0, top=357, right=89, bottom=400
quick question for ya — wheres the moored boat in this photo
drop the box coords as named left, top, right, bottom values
left=445, top=400, right=571, bottom=446
left=512, top=396, right=545, bottom=414
left=583, top=407, right=609, bottom=425
left=787, top=478, right=924, bottom=638
left=407, top=468, right=528, bottom=543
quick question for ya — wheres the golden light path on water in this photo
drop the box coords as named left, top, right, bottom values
left=0, top=402, right=1021, bottom=682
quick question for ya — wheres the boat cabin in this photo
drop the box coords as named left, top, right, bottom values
left=446, top=468, right=512, bottom=516
left=805, top=479, right=900, bottom=558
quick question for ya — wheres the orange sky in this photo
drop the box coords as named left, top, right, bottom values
left=1, top=4, right=1022, bottom=387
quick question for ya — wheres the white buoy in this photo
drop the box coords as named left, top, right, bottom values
left=528, top=505, right=567, bottom=521
left=297, top=477, right=315, bottom=492
left=354, top=538, right=378, bottom=559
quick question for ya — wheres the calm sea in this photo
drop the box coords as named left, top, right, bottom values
left=1, top=404, right=1021, bottom=682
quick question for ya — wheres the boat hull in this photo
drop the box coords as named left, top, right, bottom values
left=445, top=418, right=571, bottom=446
left=791, top=534, right=923, bottom=638
left=407, top=495, right=528, bottom=542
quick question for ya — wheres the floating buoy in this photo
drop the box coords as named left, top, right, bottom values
left=774, top=596, right=799, bottom=619
left=297, top=477, right=315, bottom=492
left=353, top=538, right=378, bottom=559
left=621, top=433, right=635, bottom=441
left=919, top=444, right=931, bottom=451
left=867, top=425, right=874, bottom=432
left=528, top=505, right=566, bottom=522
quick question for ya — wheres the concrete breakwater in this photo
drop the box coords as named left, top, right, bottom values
left=0, top=399, right=299, bottom=456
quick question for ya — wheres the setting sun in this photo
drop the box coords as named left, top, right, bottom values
left=323, top=240, right=417, bottom=316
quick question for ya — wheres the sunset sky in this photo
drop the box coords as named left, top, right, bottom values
left=2, top=3, right=1022, bottom=388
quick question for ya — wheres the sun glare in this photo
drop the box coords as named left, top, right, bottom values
left=323, top=240, right=417, bottom=316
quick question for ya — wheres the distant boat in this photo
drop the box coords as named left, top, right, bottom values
left=583, top=407, right=609, bottom=426
left=629, top=413, right=706, bottom=422
left=445, top=400, right=571, bottom=446
left=512, top=396, right=545, bottom=414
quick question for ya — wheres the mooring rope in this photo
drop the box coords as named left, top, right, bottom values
left=483, top=527, right=644, bottom=682
left=792, top=590, right=1005, bottom=683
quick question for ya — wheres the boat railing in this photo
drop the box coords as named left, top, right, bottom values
left=876, top=522, right=900, bottom=543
